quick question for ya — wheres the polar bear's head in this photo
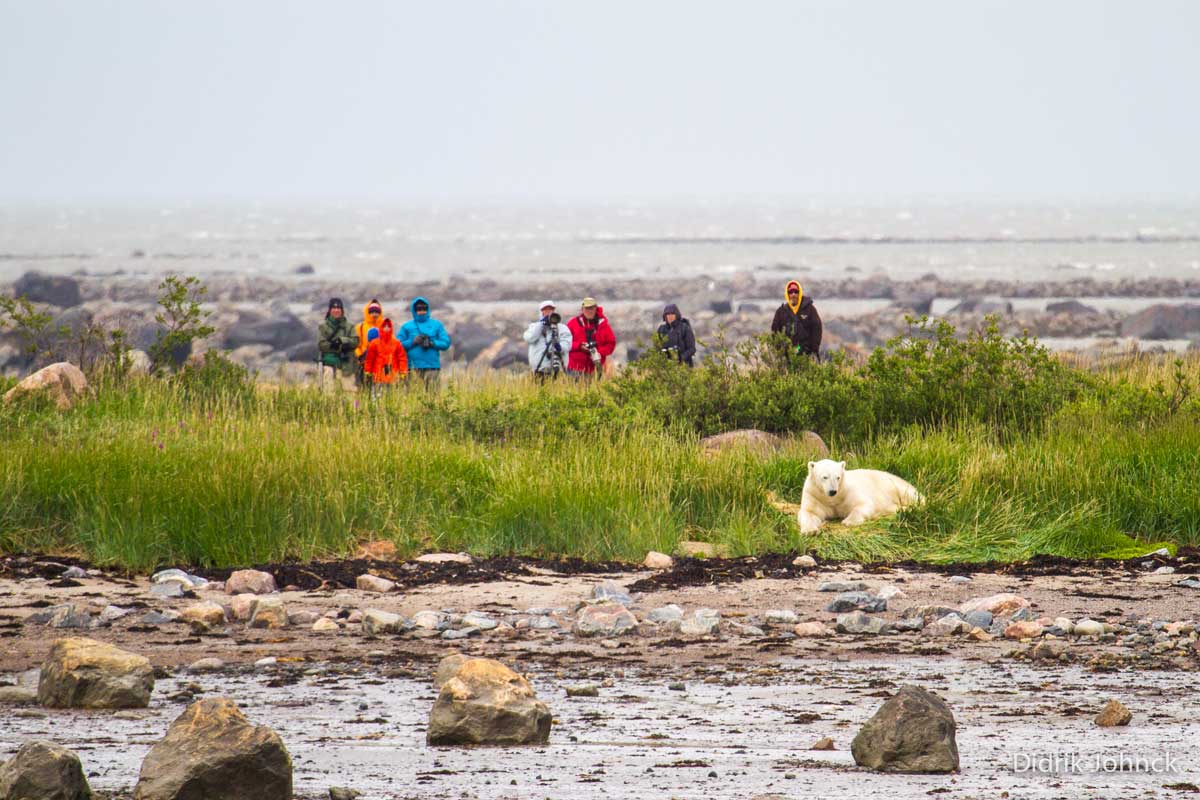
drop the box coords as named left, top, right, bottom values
left=808, top=459, right=847, bottom=498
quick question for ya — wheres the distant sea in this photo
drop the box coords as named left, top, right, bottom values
left=1, top=200, right=1197, bottom=285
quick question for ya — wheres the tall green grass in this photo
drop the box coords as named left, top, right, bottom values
left=1, top=353, right=1197, bottom=570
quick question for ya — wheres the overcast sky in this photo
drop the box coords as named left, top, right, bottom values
left=1, top=1, right=1197, bottom=201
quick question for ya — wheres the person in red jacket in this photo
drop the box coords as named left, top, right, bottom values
left=566, top=297, right=616, bottom=377
left=362, top=318, right=408, bottom=394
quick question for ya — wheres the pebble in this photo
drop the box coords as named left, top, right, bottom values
left=948, top=575, right=972, bottom=584
left=643, top=551, right=674, bottom=570
left=765, top=609, right=800, bottom=625
left=811, top=737, right=835, bottom=750
left=817, top=581, right=866, bottom=593
left=647, top=605, right=684, bottom=624
left=566, top=685, right=600, bottom=697
left=591, top=580, right=633, bottom=606
left=1095, top=699, right=1132, bottom=727
left=1074, top=619, right=1105, bottom=637
left=355, top=574, right=396, bottom=593
left=461, top=612, right=499, bottom=631
left=188, top=657, right=226, bottom=673
left=792, top=555, right=817, bottom=568
left=313, top=617, right=340, bottom=633
left=824, top=592, right=886, bottom=614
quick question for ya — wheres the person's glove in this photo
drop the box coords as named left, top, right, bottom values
left=414, top=334, right=431, bottom=348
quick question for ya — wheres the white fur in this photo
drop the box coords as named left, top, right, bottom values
left=798, top=459, right=923, bottom=533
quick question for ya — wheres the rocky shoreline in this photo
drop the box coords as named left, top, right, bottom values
left=4, top=270, right=1199, bottom=378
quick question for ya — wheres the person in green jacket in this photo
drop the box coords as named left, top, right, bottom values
left=317, top=298, right=357, bottom=377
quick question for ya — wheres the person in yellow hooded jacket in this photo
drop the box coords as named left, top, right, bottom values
left=353, top=299, right=384, bottom=384
left=770, top=280, right=822, bottom=356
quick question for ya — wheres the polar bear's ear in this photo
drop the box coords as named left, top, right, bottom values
left=838, top=460, right=846, bottom=470
left=808, top=461, right=816, bottom=473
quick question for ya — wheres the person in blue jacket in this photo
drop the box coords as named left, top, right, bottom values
left=399, top=296, right=452, bottom=387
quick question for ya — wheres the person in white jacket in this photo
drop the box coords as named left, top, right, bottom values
left=523, top=300, right=573, bottom=379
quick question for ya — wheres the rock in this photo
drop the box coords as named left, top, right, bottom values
left=225, top=570, right=276, bottom=595
left=0, top=740, right=91, bottom=800
left=180, top=603, right=227, bottom=628
left=963, top=610, right=993, bottom=629
left=811, top=737, right=835, bottom=751
left=247, top=598, right=288, bottom=629
left=99, top=605, right=132, bottom=624
left=818, top=581, right=866, bottom=593
left=229, top=594, right=259, bottom=622
left=1030, top=641, right=1066, bottom=662
left=947, top=575, right=972, bottom=585
left=851, top=685, right=959, bottom=773
left=1074, top=618, right=1105, bottom=637
left=223, top=309, right=310, bottom=351
left=1004, top=621, right=1044, bottom=640
left=699, top=429, right=783, bottom=457
left=133, top=697, right=292, bottom=800
left=38, top=637, right=155, bottom=709
left=565, top=684, right=599, bottom=697
left=967, top=627, right=994, bottom=642
left=948, top=297, right=1012, bottom=315
left=141, top=611, right=180, bottom=625
left=793, top=622, right=833, bottom=638
left=824, top=592, right=886, bottom=613
left=149, top=582, right=187, bottom=599
left=646, top=605, right=684, bottom=624
left=958, top=593, right=1030, bottom=616
left=679, top=609, right=721, bottom=636
left=13, top=271, right=82, bottom=307
left=573, top=603, right=638, bottom=637
left=836, top=612, right=892, bottom=635
left=591, top=580, right=633, bottom=606
left=1011, top=606, right=1036, bottom=622
left=415, top=552, right=472, bottom=564
left=188, top=658, right=225, bottom=673
left=3, top=362, right=88, bottom=410
left=1046, top=300, right=1099, bottom=315
left=765, top=609, right=800, bottom=625
left=355, top=574, right=396, bottom=593
left=33, top=603, right=97, bottom=630
left=434, top=653, right=470, bottom=689
left=729, top=622, right=766, bottom=637
left=792, top=555, right=817, bottom=568
left=643, top=551, right=674, bottom=570
left=1120, top=304, right=1200, bottom=339
left=312, top=618, right=340, bottom=633
left=0, top=685, right=38, bottom=705
left=1095, top=699, right=1132, bottom=727
left=151, top=569, right=207, bottom=589
left=287, top=610, right=320, bottom=626
left=411, top=610, right=448, bottom=630
left=461, top=612, right=498, bottom=631
left=255, top=657, right=277, bottom=668
left=676, top=541, right=730, bottom=559
left=328, top=789, right=361, bottom=800
left=427, top=658, right=551, bottom=746
left=923, top=614, right=969, bottom=637
left=900, top=605, right=959, bottom=625
left=875, top=584, right=906, bottom=601
left=62, top=566, right=87, bottom=579
left=360, top=609, right=403, bottom=636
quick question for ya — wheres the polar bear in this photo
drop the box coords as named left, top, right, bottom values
left=798, top=459, right=923, bottom=533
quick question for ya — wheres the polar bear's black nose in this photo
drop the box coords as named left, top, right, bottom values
left=827, top=490, right=837, bottom=497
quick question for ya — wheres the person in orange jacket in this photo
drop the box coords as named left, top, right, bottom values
left=362, top=318, right=408, bottom=393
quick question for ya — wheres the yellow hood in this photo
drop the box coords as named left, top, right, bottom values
left=785, top=281, right=803, bottom=313
left=355, top=300, right=384, bottom=357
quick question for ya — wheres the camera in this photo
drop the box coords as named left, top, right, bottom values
left=583, top=341, right=601, bottom=366
left=544, top=312, right=562, bottom=326
left=413, top=334, right=431, bottom=348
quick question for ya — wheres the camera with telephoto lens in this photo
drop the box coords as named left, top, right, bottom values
left=413, top=334, right=431, bottom=348
left=544, top=312, right=562, bottom=327
left=583, top=341, right=601, bottom=366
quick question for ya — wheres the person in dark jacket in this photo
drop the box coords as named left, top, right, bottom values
left=317, top=298, right=357, bottom=376
left=655, top=303, right=696, bottom=366
left=770, top=280, right=822, bottom=357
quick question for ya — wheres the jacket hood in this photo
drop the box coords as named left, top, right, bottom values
left=579, top=305, right=606, bottom=320
left=662, top=303, right=682, bottom=322
left=785, top=281, right=803, bottom=312
left=363, top=299, right=383, bottom=320
left=379, top=318, right=395, bottom=341
left=410, top=296, right=431, bottom=318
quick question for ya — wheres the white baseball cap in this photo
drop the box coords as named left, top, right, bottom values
left=539, top=300, right=556, bottom=310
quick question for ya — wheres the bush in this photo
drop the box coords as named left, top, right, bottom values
left=173, top=351, right=256, bottom=410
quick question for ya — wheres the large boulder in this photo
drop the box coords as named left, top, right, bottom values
left=427, top=658, right=551, bottom=746
left=1120, top=304, right=1200, bottom=340
left=3, top=362, right=88, bottom=410
left=133, top=697, right=292, bottom=800
left=0, top=740, right=91, bottom=800
left=223, top=310, right=309, bottom=352
left=225, top=570, right=277, bottom=595
left=700, top=429, right=828, bottom=459
left=38, top=637, right=155, bottom=709
left=851, top=685, right=959, bottom=773
left=573, top=603, right=638, bottom=637
left=13, top=271, right=82, bottom=308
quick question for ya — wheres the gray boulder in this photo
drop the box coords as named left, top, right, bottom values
left=13, top=271, right=82, bottom=308
left=133, top=697, right=292, bottom=800
left=223, top=310, right=309, bottom=351
left=38, top=637, right=154, bottom=709
left=427, top=658, right=551, bottom=746
left=573, top=603, right=638, bottom=637
left=851, top=685, right=959, bottom=773
left=0, top=740, right=91, bottom=800
left=1120, top=304, right=1200, bottom=340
